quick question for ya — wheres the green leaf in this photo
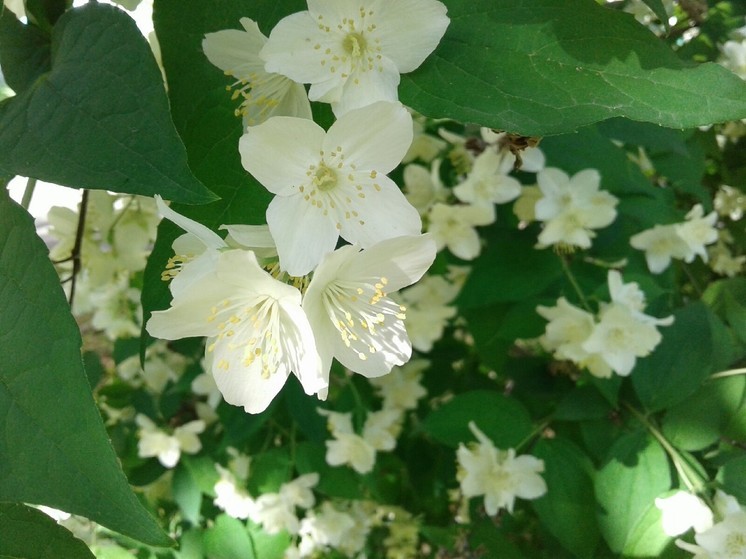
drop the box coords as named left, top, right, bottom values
left=246, top=521, right=291, bottom=559
left=554, top=385, right=613, bottom=421
left=632, top=303, right=718, bottom=412
left=718, top=455, right=746, bottom=504
left=458, top=228, right=562, bottom=308
left=639, top=0, right=670, bottom=27
left=662, top=376, right=746, bottom=451
left=422, top=390, right=533, bottom=448
left=401, top=0, right=746, bottom=136
left=294, top=442, right=362, bottom=500
left=0, top=3, right=215, bottom=203
left=595, top=431, right=671, bottom=554
left=0, top=190, right=170, bottom=546
left=0, top=10, right=51, bottom=92
left=532, top=439, right=600, bottom=558
left=173, top=463, right=203, bottom=525
left=0, top=502, right=94, bottom=559
left=203, top=515, right=254, bottom=559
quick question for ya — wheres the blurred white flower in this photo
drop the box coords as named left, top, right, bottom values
left=537, top=297, right=595, bottom=364
left=534, top=167, right=618, bottom=249
left=676, top=204, right=719, bottom=263
left=298, top=502, right=358, bottom=557
left=720, top=40, right=746, bottom=79
left=250, top=473, right=319, bottom=535
left=397, top=274, right=460, bottom=352
left=655, top=491, right=713, bottom=537
left=261, top=0, right=450, bottom=115
left=456, top=422, right=546, bottom=515
left=369, top=359, right=428, bottom=411
left=403, top=160, right=448, bottom=215
left=427, top=203, right=493, bottom=260
left=135, top=415, right=204, bottom=468
left=676, top=493, right=746, bottom=558
left=213, top=465, right=255, bottom=519
left=453, top=149, right=522, bottom=217
left=203, top=17, right=311, bottom=126
left=403, top=116, right=447, bottom=163
left=239, top=101, right=420, bottom=275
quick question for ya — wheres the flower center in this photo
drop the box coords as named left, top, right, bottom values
left=342, top=32, right=366, bottom=58
left=313, top=163, right=338, bottom=192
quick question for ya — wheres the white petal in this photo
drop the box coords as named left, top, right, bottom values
left=202, top=19, right=265, bottom=77
left=325, top=102, right=413, bottom=173
left=278, top=300, right=326, bottom=396
left=337, top=235, right=436, bottom=292
left=338, top=174, right=421, bottom=248
left=155, top=195, right=225, bottom=250
left=220, top=224, right=276, bottom=250
left=211, top=346, right=290, bottom=414
left=372, top=0, right=450, bottom=72
left=330, top=58, right=401, bottom=116
left=261, top=11, right=344, bottom=87
left=267, top=194, right=340, bottom=276
left=239, top=117, right=324, bottom=194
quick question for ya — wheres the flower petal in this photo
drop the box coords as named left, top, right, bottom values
left=325, top=101, right=412, bottom=172
left=372, top=0, right=450, bottom=72
left=155, top=195, right=225, bottom=250
left=330, top=57, right=400, bottom=116
left=338, top=174, right=421, bottom=248
left=239, top=116, right=324, bottom=194
left=267, top=194, right=340, bottom=276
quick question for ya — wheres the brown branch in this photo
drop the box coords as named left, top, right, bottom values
left=67, top=189, right=89, bottom=308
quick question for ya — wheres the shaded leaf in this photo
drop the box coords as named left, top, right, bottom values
left=422, top=390, right=533, bottom=448
left=0, top=502, right=94, bottom=559
left=0, top=10, right=51, bottom=92
left=0, top=4, right=215, bottom=203
left=401, top=0, right=746, bottom=136
left=0, top=190, right=170, bottom=546
left=595, top=431, right=671, bottom=554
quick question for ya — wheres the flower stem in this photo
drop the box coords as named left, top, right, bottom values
left=624, top=402, right=706, bottom=494
left=710, top=367, right=746, bottom=380
left=21, top=177, right=37, bottom=210
left=514, top=418, right=551, bottom=453
left=558, top=255, right=592, bottom=312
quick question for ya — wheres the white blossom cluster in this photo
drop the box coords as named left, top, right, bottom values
left=146, top=0, right=452, bottom=414
left=630, top=204, right=719, bottom=273
left=537, top=270, right=673, bottom=378
left=456, top=421, right=547, bottom=516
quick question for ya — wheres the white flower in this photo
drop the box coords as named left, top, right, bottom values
left=720, top=40, right=746, bottom=79
left=203, top=18, right=312, bottom=126
left=453, top=149, right=522, bottom=216
left=403, top=116, right=447, bottom=163
left=479, top=128, right=545, bottom=172
left=677, top=509, right=746, bottom=558
left=303, top=235, right=436, bottom=382
left=536, top=297, right=595, bottom=364
left=135, top=414, right=205, bottom=468
left=362, top=408, right=403, bottom=451
left=534, top=167, right=618, bottom=249
left=298, top=502, right=358, bottom=557
left=261, top=0, right=450, bottom=116
left=630, top=223, right=689, bottom=273
left=192, top=372, right=222, bottom=408
left=655, top=492, right=713, bottom=537
left=397, top=274, right=460, bottom=352
left=213, top=465, right=256, bottom=519
left=251, top=473, right=319, bottom=535
left=369, top=359, right=428, bottom=410
left=147, top=249, right=325, bottom=414
left=427, top=203, right=493, bottom=260
left=403, top=160, right=448, bottom=215
left=319, top=409, right=377, bottom=474
left=456, top=422, right=546, bottom=515
left=675, top=204, right=719, bottom=263
left=239, top=101, right=421, bottom=276
left=582, top=303, right=664, bottom=377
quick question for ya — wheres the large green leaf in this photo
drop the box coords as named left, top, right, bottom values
left=532, top=439, right=600, bottom=559
left=632, top=303, right=717, bottom=412
left=0, top=502, right=94, bottom=559
left=401, top=0, right=746, bottom=136
left=422, top=390, right=533, bottom=448
left=0, top=10, right=50, bottom=92
left=0, top=4, right=215, bottom=203
left=595, top=431, right=671, bottom=555
left=0, top=190, right=170, bottom=546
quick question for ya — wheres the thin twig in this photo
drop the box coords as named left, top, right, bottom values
left=68, top=190, right=89, bottom=308
left=21, top=177, right=37, bottom=210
